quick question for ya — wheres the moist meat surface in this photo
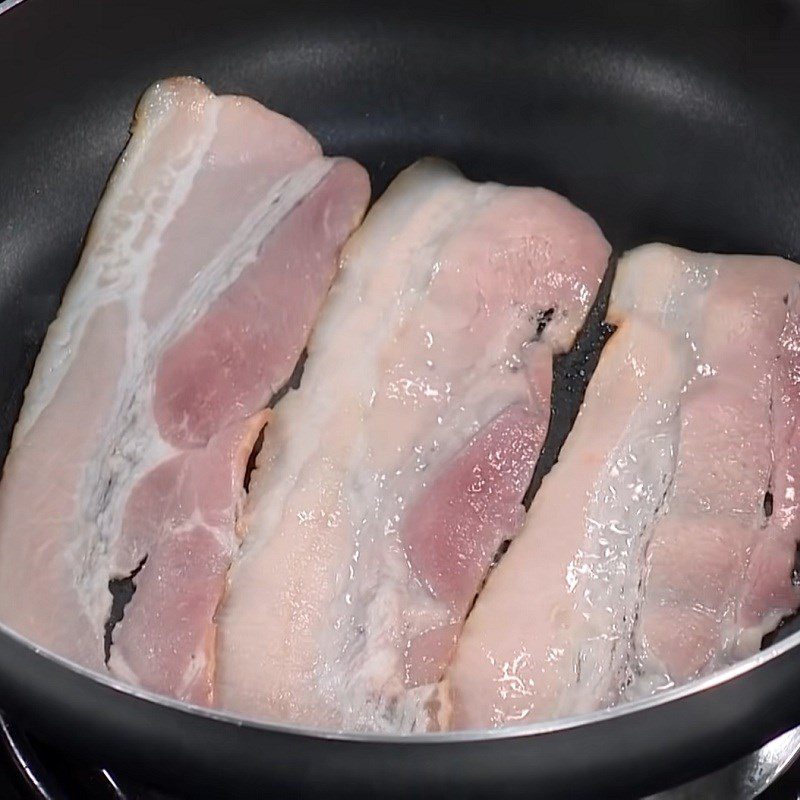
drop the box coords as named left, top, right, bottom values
left=0, top=77, right=369, bottom=704
left=445, top=243, right=800, bottom=729
left=216, top=158, right=610, bottom=732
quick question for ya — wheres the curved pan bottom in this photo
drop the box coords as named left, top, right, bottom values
left=2, top=0, right=800, bottom=797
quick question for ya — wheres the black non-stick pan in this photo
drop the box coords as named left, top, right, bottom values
left=3, top=1, right=800, bottom=797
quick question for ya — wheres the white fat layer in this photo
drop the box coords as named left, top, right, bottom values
left=565, top=248, right=718, bottom=707
left=241, top=163, right=498, bottom=731
left=237, top=160, right=591, bottom=732
left=562, top=394, right=681, bottom=715
left=570, top=245, right=798, bottom=709
left=17, top=85, right=332, bottom=635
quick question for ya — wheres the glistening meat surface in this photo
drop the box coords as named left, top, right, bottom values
left=215, top=158, right=610, bottom=732
left=0, top=77, right=369, bottom=704
left=445, top=243, right=800, bottom=729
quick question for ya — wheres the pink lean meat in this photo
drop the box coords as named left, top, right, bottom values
left=446, top=243, right=800, bottom=728
left=215, top=158, right=610, bottom=731
left=0, top=77, right=369, bottom=704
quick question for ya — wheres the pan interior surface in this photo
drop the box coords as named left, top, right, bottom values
left=2, top=0, right=800, bottom=796
left=3, top=0, right=800, bottom=460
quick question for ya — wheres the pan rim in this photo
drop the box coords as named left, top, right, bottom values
left=0, top=0, right=27, bottom=16
left=1, top=617, right=797, bottom=744
left=1, top=0, right=798, bottom=755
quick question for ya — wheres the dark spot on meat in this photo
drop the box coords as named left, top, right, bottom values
left=492, top=538, right=511, bottom=565
left=784, top=294, right=790, bottom=305
left=268, top=348, right=307, bottom=409
left=764, top=490, right=774, bottom=518
left=244, top=426, right=265, bottom=493
left=485, top=539, right=511, bottom=578
left=793, top=543, right=800, bottom=587
left=104, top=555, right=147, bottom=665
left=535, top=307, right=555, bottom=339
left=424, top=690, right=446, bottom=732
left=97, top=475, right=114, bottom=512
left=462, top=539, right=513, bottom=622
left=241, top=349, right=308, bottom=492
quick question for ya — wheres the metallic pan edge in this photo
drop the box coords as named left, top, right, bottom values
left=1, top=0, right=798, bottom=754
left=0, top=0, right=27, bottom=16
left=1, top=618, right=798, bottom=744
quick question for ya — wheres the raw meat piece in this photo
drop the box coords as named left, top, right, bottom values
left=0, top=77, right=369, bottom=704
left=216, top=158, right=610, bottom=732
left=446, top=243, right=800, bottom=729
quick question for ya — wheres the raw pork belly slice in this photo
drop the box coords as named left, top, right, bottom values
left=0, top=77, right=369, bottom=704
left=446, top=243, right=800, bottom=729
left=216, top=158, right=610, bottom=732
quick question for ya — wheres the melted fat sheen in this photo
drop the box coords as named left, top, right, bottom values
left=446, top=243, right=800, bottom=729
left=216, top=158, right=610, bottom=732
left=0, top=77, right=370, bottom=705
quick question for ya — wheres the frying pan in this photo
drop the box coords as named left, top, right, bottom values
left=2, top=0, right=800, bottom=797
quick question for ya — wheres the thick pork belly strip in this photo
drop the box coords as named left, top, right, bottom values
left=446, top=243, right=800, bottom=729
left=615, top=246, right=800, bottom=694
left=216, top=158, right=610, bottom=732
left=0, top=77, right=369, bottom=704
